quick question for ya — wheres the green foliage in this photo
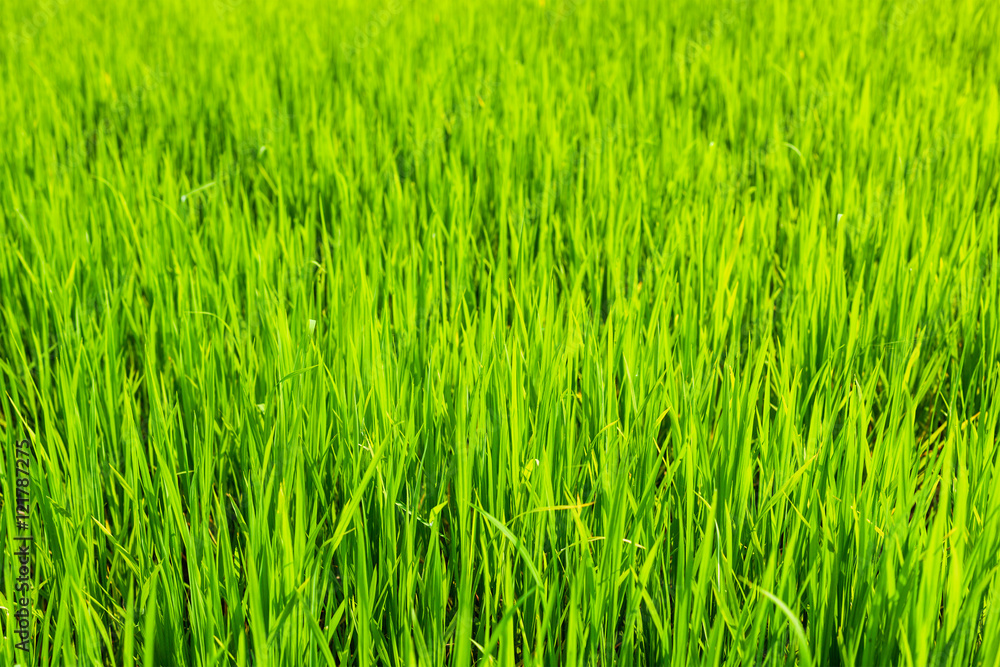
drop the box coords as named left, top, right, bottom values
left=1, top=0, right=999, bottom=664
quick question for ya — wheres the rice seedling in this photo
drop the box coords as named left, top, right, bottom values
left=1, top=0, right=998, bottom=664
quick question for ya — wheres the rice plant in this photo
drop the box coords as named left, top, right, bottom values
left=1, top=0, right=998, bottom=664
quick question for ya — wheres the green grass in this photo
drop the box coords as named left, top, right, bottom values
left=1, top=0, right=999, bottom=664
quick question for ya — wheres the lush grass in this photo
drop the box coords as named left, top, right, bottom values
left=2, top=0, right=999, bottom=664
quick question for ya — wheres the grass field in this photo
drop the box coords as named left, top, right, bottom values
left=2, top=0, right=999, bottom=664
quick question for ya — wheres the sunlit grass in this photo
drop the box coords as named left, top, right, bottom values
left=1, top=0, right=999, bottom=664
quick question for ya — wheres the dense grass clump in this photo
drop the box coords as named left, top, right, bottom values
left=2, top=0, right=999, bottom=664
